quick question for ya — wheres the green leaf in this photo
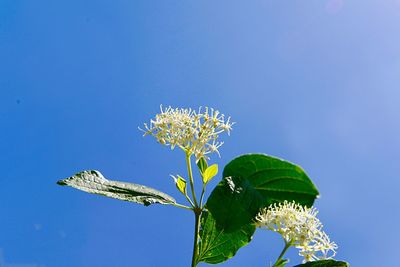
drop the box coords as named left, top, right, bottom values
left=173, top=175, right=187, bottom=195
left=197, top=157, right=208, bottom=174
left=275, top=258, right=289, bottom=267
left=203, top=164, right=218, bottom=184
left=294, top=260, right=349, bottom=267
left=207, top=154, right=319, bottom=231
left=223, top=154, right=319, bottom=207
left=57, top=170, right=176, bottom=206
left=197, top=176, right=260, bottom=264
left=198, top=154, right=320, bottom=264
left=197, top=211, right=255, bottom=264
left=206, top=176, right=263, bottom=231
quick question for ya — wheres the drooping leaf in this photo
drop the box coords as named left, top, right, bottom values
left=57, top=170, right=176, bottom=206
left=197, top=157, right=208, bottom=174
left=223, top=154, right=319, bottom=207
left=197, top=211, right=255, bottom=264
left=293, top=260, right=349, bottom=267
left=203, top=164, right=218, bottom=184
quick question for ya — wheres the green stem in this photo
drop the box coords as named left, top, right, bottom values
left=191, top=209, right=201, bottom=267
left=184, top=194, right=196, bottom=208
left=199, top=184, right=206, bottom=208
left=172, top=202, right=192, bottom=211
left=272, top=241, right=291, bottom=267
left=185, top=152, right=199, bottom=207
left=184, top=150, right=202, bottom=267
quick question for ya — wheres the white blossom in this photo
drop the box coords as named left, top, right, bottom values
left=140, top=106, right=233, bottom=159
left=256, top=201, right=338, bottom=263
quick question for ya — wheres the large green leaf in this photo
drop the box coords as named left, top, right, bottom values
left=197, top=176, right=259, bottom=264
left=294, top=260, right=349, bottom=267
left=223, top=154, right=319, bottom=207
left=199, top=154, right=320, bottom=264
left=197, top=211, right=255, bottom=264
left=206, top=176, right=263, bottom=232
left=207, top=154, right=319, bottom=232
left=57, top=170, right=176, bottom=206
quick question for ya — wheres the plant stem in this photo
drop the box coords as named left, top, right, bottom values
left=184, top=194, right=196, bottom=208
left=172, top=202, right=192, bottom=211
left=184, top=151, right=202, bottom=267
left=199, top=184, right=206, bottom=207
left=185, top=152, right=199, bottom=207
left=191, top=208, right=201, bottom=267
left=272, top=241, right=291, bottom=267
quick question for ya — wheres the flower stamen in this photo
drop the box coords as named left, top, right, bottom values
left=256, top=200, right=338, bottom=263
left=140, top=105, right=234, bottom=160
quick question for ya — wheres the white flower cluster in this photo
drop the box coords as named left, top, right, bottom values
left=256, top=201, right=337, bottom=263
left=141, top=106, right=233, bottom=159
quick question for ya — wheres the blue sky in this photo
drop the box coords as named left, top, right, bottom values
left=1, top=0, right=400, bottom=266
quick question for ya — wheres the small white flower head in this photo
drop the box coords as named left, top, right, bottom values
left=256, top=201, right=338, bottom=263
left=140, top=105, right=234, bottom=159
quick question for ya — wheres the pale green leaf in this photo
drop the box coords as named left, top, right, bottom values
left=57, top=170, right=176, bottom=206
left=197, top=157, right=208, bottom=174
left=203, top=164, right=218, bottom=184
left=174, top=175, right=187, bottom=195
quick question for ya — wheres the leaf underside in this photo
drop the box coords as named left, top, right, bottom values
left=57, top=170, right=176, bottom=206
left=294, top=259, right=349, bottom=267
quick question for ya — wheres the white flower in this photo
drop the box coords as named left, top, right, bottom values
left=140, top=106, right=233, bottom=159
left=256, top=201, right=338, bottom=263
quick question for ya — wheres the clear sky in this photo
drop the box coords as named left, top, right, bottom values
left=1, top=0, right=399, bottom=266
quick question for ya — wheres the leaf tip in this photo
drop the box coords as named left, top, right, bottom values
left=56, top=179, right=67, bottom=186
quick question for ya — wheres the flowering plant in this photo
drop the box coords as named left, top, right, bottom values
left=256, top=201, right=338, bottom=265
left=57, top=106, right=349, bottom=267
